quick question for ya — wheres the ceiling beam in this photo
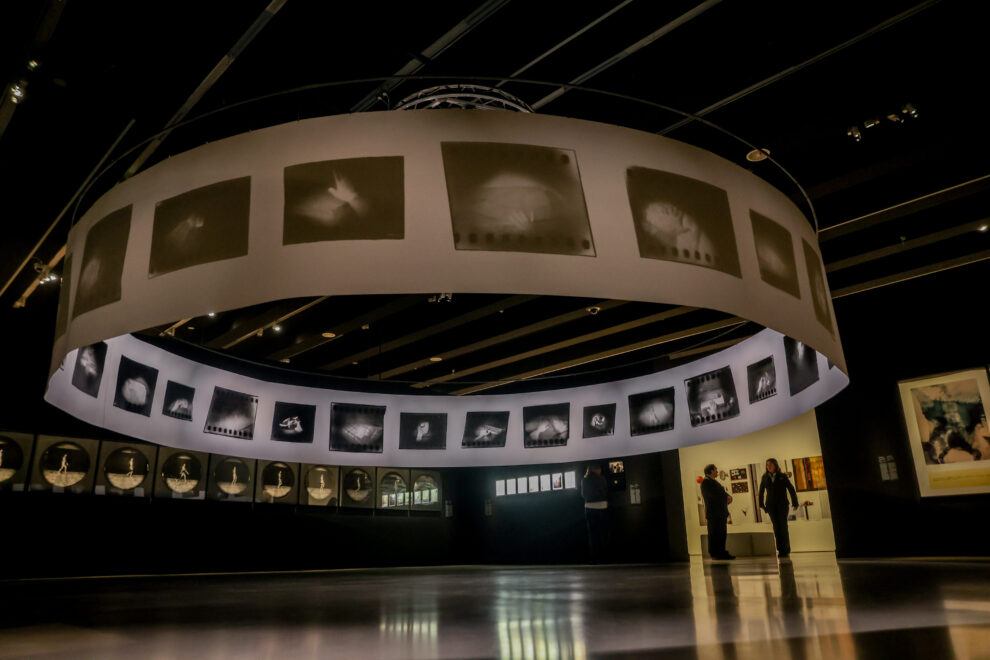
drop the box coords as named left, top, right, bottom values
left=206, top=296, right=329, bottom=350
left=826, top=218, right=990, bottom=273
left=159, top=317, right=193, bottom=337
left=830, top=248, right=990, bottom=299
left=667, top=336, right=747, bottom=361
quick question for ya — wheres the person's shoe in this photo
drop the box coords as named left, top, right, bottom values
left=723, top=553, right=736, bottom=559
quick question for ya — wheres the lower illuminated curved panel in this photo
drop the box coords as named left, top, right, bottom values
left=45, top=328, right=847, bottom=468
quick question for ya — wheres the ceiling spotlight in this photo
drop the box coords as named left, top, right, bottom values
left=847, top=126, right=862, bottom=142
left=273, top=325, right=282, bottom=332
left=207, top=312, right=215, bottom=317
left=321, top=331, right=336, bottom=338
left=586, top=306, right=601, bottom=315
left=351, top=361, right=359, bottom=365
left=187, top=326, right=195, bottom=330
left=863, top=117, right=880, bottom=129
left=745, top=148, right=770, bottom=162
left=901, top=102, right=919, bottom=119
left=979, top=224, right=988, bottom=233
left=280, top=358, right=290, bottom=364
left=27, top=60, right=40, bottom=71
left=886, top=113, right=902, bottom=123
left=429, top=356, right=443, bottom=362
left=361, top=324, right=370, bottom=330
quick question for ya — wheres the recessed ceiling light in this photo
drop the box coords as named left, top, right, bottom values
left=361, top=324, right=370, bottom=330
left=321, top=332, right=336, bottom=338
left=352, top=361, right=359, bottom=365
left=979, top=224, right=989, bottom=232
left=745, top=148, right=770, bottom=162
left=586, top=306, right=601, bottom=315
left=186, top=326, right=195, bottom=330
left=273, top=325, right=282, bottom=332
left=429, top=356, right=443, bottom=362
left=280, top=358, right=290, bottom=364
left=207, top=312, right=215, bottom=317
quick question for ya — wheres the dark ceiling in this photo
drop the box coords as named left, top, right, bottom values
left=1, top=0, right=987, bottom=407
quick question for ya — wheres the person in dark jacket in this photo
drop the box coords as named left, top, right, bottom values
left=581, top=463, right=609, bottom=562
left=701, top=464, right=734, bottom=559
left=759, top=458, right=799, bottom=558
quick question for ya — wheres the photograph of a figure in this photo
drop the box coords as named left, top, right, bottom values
left=461, top=411, right=510, bottom=448
left=112, top=356, right=159, bottom=417
left=628, top=387, right=675, bottom=436
left=0, top=435, right=26, bottom=485
left=149, top=176, right=251, bottom=277
left=330, top=403, right=385, bottom=453
left=40, top=441, right=90, bottom=488
left=270, top=401, right=316, bottom=444
left=103, top=447, right=149, bottom=491
left=260, top=461, right=295, bottom=500
left=161, top=381, right=195, bottom=421
left=72, top=205, right=131, bottom=318
left=523, top=403, right=569, bottom=448
left=910, top=379, right=990, bottom=464
left=783, top=336, right=819, bottom=396
left=685, top=366, right=740, bottom=427
left=302, top=464, right=338, bottom=506
left=582, top=403, right=616, bottom=438
left=283, top=156, right=404, bottom=244
left=750, top=210, right=800, bottom=298
left=398, top=412, right=447, bottom=450
left=212, top=456, right=252, bottom=498
left=160, top=451, right=203, bottom=495
left=441, top=141, right=595, bottom=257
left=802, top=238, right=834, bottom=334
left=747, top=356, right=777, bottom=403
left=71, top=342, right=108, bottom=398
left=341, top=467, right=374, bottom=507
left=204, top=387, right=258, bottom=439
left=626, top=167, right=741, bottom=277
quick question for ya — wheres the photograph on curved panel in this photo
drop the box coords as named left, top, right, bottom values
left=71, top=342, right=107, bottom=398
left=30, top=436, right=98, bottom=494
left=750, top=210, right=800, bottom=298
left=399, top=412, right=447, bottom=450
left=204, top=386, right=258, bottom=439
left=149, top=176, right=250, bottom=277
left=161, top=381, right=194, bottom=421
left=412, top=470, right=441, bottom=508
left=628, top=387, right=675, bottom=436
left=330, top=403, right=385, bottom=453
left=96, top=442, right=154, bottom=496
left=462, top=411, right=510, bottom=448
left=746, top=356, right=777, bottom=403
left=301, top=464, right=338, bottom=506
left=0, top=433, right=33, bottom=491
left=685, top=366, right=740, bottom=427
left=341, top=466, right=375, bottom=508
left=54, top=254, right=71, bottom=338
left=909, top=377, right=990, bottom=466
left=256, top=460, right=298, bottom=504
left=523, top=403, right=569, bottom=448
left=72, top=205, right=131, bottom=317
left=113, top=356, right=159, bottom=417
left=583, top=403, right=616, bottom=438
left=626, top=168, right=741, bottom=276
left=155, top=448, right=207, bottom=499
left=784, top=336, right=819, bottom=396
left=271, top=401, right=316, bottom=443
left=802, top=238, right=834, bottom=334
left=379, top=469, right=409, bottom=509
left=283, top=156, right=404, bottom=244
left=441, top=141, right=595, bottom=256
left=208, top=455, right=254, bottom=502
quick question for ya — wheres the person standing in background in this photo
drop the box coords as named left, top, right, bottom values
left=701, top=464, right=734, bottom=559
left=581, top=463, right=609, bottom=563
left=759, top=458, right=799, bottom=559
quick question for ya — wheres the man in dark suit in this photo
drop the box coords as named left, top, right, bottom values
left=701, top=463, right=734, bottom=559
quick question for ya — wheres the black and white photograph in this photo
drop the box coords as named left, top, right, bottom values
left=30, top=436, right=98, bottom=494
left=582, top=403, right=616, bottom=438
left=204, top=386, right=258, bottom=439
left=71, top=342, right=108, bottom=398
left=750, top=210, right=800, bottom=298
left=72, top=205, right=131, bottom=318
left=523, top=403, right=570, bottom=448
left=330, top=403, right=385, bottom=453
left=149, top=176, right=251, bottom=277
left=301, top=464, right=338, bottom=506
left=730, top=468, right=747, bottom=481
left=98, top=444, right=153, bottom=496
left=161, top=380, right=195, bottom=421
left=208, top=455, right=254, bottom=501
left=461, top=411, right=510, bottom=448
left=685, top=366, right=740, bottom=427
left=340, top=466, right=375, bottom=508
left=628, top=387, right=676, bottom=436
left=112, top=356, right=159, bottom=417
left=155, top=449, right=207, bottom=499
left=411, top=470, right=441, bottom=509
left=256, top=460, right=298, bottom=504
left=441, top=141, right=595, bottom=257
left=378, top=469, right=410, bottom=509
left=0, top=432, right=33, bottom=491
left=283, top=156, right=404, bottom=244
left=784, top=336, right=820, bottom=396
left=398, top=412, right=447, bottom=450
left=626, top=167, right=741, bottom=277
left=909, top=377, right=990, bottom=465
left=802, top=238, right=834, bottom=334
left=747, top=356, right=777, bottom=403
left=270, top=401, right=316, bottom=444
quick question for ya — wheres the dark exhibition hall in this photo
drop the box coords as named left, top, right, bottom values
left=2, top=1, right=990, bottom=658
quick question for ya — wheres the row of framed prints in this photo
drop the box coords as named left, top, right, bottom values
left=67, top=334, right=829, bottom=453
left=0, top=432, right=442, bottom=510
left=495, top=471, right=578, bottom=497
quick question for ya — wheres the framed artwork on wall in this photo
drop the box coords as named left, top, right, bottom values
left=94, top=441, right=157, bottom=496
left=29, top=436, right=99, bottom=494
left=300, top=464, right=339, bottom=507
left=411, top=470, right=442, bottom=511
left=154, top=448, right=208, bottom=500
left=0, top=432, right=35, bottom=492
left=207, top=455, right=256, bottom=502
left=254, top=460, right=300, bottom=505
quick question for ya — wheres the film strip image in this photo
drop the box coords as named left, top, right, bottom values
left=583, top=403, right=616, bottom=439
left=102, top=447, right=150, bottom=492
left=112, top=356, right=159, bottom=417
left=271, top=401, right=316, bottom=444
left=462, top=411, right=510, bottom=448
left=71, top=342, right=108, bottom=398
left=162, top=381, right=195, bottom=421
left=211, top=456, right=253, bottom=500
left=628, top=387, right=675, bottom=436
left=523, top=403, right=570, bottom=448
left=685, top=366, right=740, bottom=427
left=802, top=238, right=834, bottom=334
left=750, top=210, right=800, bottom=298
left=204, top=387, right=258, bottom=439
left=302, top=464, right=338, bottom=506
left=283, top=156, right=404, bottom=244
left=626, top=167, right=741, bottom=277
left=159, top=451, right=204, bottom=497
left=341, top=466, right=375, bottom=508
left=259, top=461, right=296, bottom=502
left=149, top=176, right=251, bottom=277
left=398, top=412, right=447, bottom=450
left=784, top=336, right=820, bottom=396
left=330, top=403, right=385, bottom=453
left=441, top=141, right=595, bottom=257
left=72, top=205, right=131, bottom=318
left=747, top=356, right=777, bottom=403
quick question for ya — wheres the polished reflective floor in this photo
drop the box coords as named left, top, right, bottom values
left=2, top=554, right=990, bottom=658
